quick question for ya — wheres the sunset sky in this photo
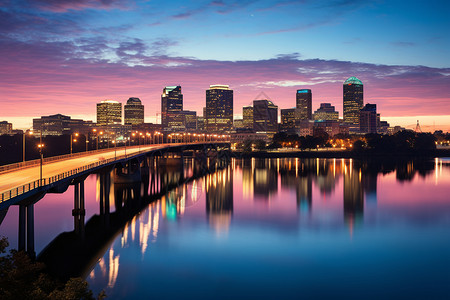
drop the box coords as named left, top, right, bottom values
left=1, top=0, right=449, bottom=131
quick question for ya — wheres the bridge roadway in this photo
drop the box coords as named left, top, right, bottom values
left=0, top=142, right=228, bottom=207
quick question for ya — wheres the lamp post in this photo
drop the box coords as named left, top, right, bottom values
left=23, top=130, right=33, bottom=162
left=70, top=132, right=79, bottom=154
left=38, top=143, right=44, bottom=186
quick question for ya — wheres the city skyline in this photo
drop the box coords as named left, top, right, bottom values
left=0, top=1, right=449, bottom=131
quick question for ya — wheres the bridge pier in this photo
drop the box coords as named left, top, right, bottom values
left=99, top=171, right=111, bottom=228
left=72, top=181, right=86, bottom=238
left=18, top=203, right=36, bottom=258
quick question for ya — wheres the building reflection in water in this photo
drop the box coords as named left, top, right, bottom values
left=206, top=166, right=233, bottom=234
left=253, top=159, right=277, bottom=200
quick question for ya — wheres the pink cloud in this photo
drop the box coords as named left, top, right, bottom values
left=0, top=38, right=449, bottom=130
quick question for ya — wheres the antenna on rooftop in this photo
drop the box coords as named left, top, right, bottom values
left=415, top=120, right=422, bottom=133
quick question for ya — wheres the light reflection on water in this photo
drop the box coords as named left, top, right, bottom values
left=1, top=158, right=450, bottom=299
left=85, top=158, right=450, bottom=299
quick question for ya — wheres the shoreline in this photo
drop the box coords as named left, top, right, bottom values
left=231, top=149, right=450, bottom=159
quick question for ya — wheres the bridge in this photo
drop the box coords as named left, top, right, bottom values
left=0, top=141, right=231, bottom=257
left=0, top=141, right=230, bottom=208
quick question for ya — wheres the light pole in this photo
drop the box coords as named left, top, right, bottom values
left=70, top=132, right=79, bottom=154
left=38, top=143, right=44, bottom=186
left=23, top=130, right=33, bottom=162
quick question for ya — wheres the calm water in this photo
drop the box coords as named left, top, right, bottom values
left=1, top=158, right=450, bottom=299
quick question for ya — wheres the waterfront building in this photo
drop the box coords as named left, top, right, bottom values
left=296, top=89, right=312, bottom=120
left=97, top=100, right=122, bottom=126
left=124, top=97, right=144, bottom=126
left=313, top=120, right=343, bottom=137
left=343, top=77, right=364, bottom=130
left=243, top=105, right=254, bottom=130
left=253, top=100, right=278, bottom=135
left=360, top=103, right=377, bottom=134
left=33, top=114, right=93, bottom=136
left=0, top=121, right=12, bottom=135
left=205, top=85, right=233, bottom=132
left=313, top=103, right=339, bottom=121
left=280, top=108, right=297, bottom=133
left=161, top=86, right=183, bottom=131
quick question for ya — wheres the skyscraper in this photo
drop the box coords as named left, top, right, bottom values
left=343, top=77, right=364, bottom=128
left=161, top=86, right=183, bottom=131
left=280, top=108, right=296, bottom=133
left=360, top=103, right=377, bottom=134
left=243, top=106, right=254, bottom=130
left=205, top=85, right=233, bottom=132
left=253, top=99, right=278, bottom=134
left=296, top=89, right=312, bottom=120
left=97, top=100, right=122, bottom=126
left=124, top=97, right=144, bottom=126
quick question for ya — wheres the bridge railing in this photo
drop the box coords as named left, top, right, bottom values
left=0, top=145, right=148, bottom=175
left=0, top=141, right=231, bottom=204
left=0, top=153, right=131, bottom=203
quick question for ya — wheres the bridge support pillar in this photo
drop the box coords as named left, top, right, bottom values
left=72, top=181, right=86, bottom=238
left=18, top=204, right=26, bottom=251
left=26, top=204, right=35, bottom=259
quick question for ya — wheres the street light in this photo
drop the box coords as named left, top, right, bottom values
left=70, top=132, right=79, bottom=154
left=37, top=143, right=44, bottom=186
left=23, top=130, right=33, bottom=162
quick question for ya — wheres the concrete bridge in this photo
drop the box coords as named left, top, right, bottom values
left=0, top=142, right=231, bottom=257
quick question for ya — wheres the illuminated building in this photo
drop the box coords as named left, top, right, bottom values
left=205, top=85, right=233, bottom=132
left=33, top=114, right=93, bottom=136
left=243, top=105, right=254, bottom=130
left=343, top=77, right=363, bottom=129
left=359, top=103, right=377, bottom=134
left=197, top=116, right=205, bottom=131
left=180, top=110, right=197, bottom=131
left=233, top=119, right=245, bottom=129
left=97, top=100, right=122, bottom=126
left=161, top=86, right=183, bottom=131
left=0, top=121, right=12, bottom=135
left=280, top=108, right=296, bottom=133
left=253, top=99, right=278, bottom=134
left=296, top=89, right=312, bottom=120
left=124, top=97, right=144, bottom=126
left=313, top=103, right=339, bottom=121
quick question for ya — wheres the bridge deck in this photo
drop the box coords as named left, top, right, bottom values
left=0, top=142, right=230, bottom=206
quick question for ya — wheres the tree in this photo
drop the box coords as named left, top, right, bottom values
left=0, top=237, right=105, bottom=300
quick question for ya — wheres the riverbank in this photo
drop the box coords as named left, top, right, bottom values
left=231, top=148, right=450, bottom=158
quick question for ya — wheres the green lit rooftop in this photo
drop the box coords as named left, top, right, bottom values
left=344, top=76, right=363, bottom=85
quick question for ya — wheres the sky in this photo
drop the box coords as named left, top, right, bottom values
left=0, top=0, right=449, bottom=131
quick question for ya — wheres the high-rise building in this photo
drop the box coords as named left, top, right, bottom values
left=313, top=103, right=339, bottom=121
left=296, top=89, right=312, bottom=120
left=360, top=103, right=377, bottom=134
left=161, top=86, right=183, bottom=131
left=253, top=99, right=278, bottom=134
left=205, top=85, right=233, bottom=132
left=343, top=77, right=364, bottom=128
left=280, top=108, right=296, bottom=133
left=243, top=106, right=254, bottom=130
left=124, top=97, right=144, bottom=126
left=97, top=100, right=122, bottom=126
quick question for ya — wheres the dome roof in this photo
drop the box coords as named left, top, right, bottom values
left=344, top=76, right=363, bottom=85
left=127, top=97, right=142, bottom=104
